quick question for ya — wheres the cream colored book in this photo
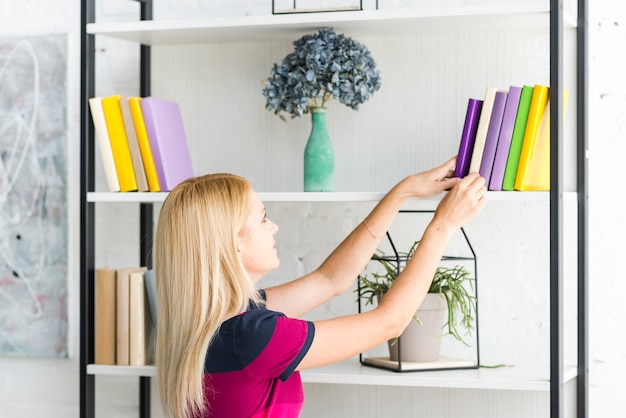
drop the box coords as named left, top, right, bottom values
left=89, top=97, right=120, bottom=192
left=129, top=270, right=150, bottom=366
left=468, top=86, right=499, bottom=174
left=116, top=266, right=147, bottom=365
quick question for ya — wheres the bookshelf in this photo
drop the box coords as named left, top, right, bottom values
left=80, top=1, right=588, bottom=417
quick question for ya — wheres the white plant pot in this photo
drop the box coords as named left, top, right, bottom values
left=388, top=293, right=447, bottom=363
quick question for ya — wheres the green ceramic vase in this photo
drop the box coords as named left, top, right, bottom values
left=304, top=107, right=335, bottom=192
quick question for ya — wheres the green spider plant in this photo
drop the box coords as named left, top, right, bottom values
left=358, top=240, right=477, bottom=346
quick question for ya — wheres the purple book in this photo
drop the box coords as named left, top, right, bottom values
left=140, top=97, right=194, bottom=191
left=479, top=90, right=508, bottom=184
left=453, top=98, right=483, bottom=178
left=489, top=86, right=523, bottom=190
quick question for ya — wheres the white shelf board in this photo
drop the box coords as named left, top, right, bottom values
left=87, top=191, right=574, bottom=203
left=86, top=191, right=384, bottom=203
left=86, top=5, right=568, bottom=46
left=88, top=364, right=156, bottom=377
left=87, top=192, right=169, bottom=203
left=301, top=359, right=577, bottom=392
left=87, top=359, right=577, bottom=392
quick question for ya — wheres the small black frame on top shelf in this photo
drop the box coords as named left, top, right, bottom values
left=272, top=0, right=362, bottom=14
left=357, top=210, right=480, bottom=373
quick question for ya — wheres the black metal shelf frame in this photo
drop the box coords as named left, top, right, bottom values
left=80, top=1, right=154, bottom=418
left=550, top=1, right=589, bottom=417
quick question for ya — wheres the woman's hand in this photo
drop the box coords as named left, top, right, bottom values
left=432, top=172, right=487, bottom=234
left=394, top=157, right=461, bottom=199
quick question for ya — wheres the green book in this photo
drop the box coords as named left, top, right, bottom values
left=502, top=85, right=534, bottom=190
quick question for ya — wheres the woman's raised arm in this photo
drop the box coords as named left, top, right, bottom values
left=264, top=158, right=461, bottom=318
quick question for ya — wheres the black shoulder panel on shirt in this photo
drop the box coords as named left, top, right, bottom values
left=204, top=306, right=283, bottom=373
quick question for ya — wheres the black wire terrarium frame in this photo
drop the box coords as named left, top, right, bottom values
left=357, top=210, right=480, bottom=372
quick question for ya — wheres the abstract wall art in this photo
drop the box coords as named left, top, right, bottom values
left=0, top=34, right=68, bottom=357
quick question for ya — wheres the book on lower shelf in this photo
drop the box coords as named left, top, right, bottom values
left=95, top=266, right=156, bottom=367
left=95, top=268, right=117, bottom=365
left=129, top=270, right=153, bottom=366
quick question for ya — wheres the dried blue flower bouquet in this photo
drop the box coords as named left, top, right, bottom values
left=263, top=27, right=382, bottom=120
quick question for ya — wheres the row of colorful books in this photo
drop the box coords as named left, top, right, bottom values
left=89, top=95, right=194, bottom=192
left=454, top=84, right=569, bottom=191
left=95, top=267, right=157, bottom=366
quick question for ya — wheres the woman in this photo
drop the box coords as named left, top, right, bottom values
left=155, top=157, right=486, bottom=418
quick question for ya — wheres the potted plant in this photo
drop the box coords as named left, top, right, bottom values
left=262, top=27, right=382, bottom=192
left=358, top=240, right=477, bottom=363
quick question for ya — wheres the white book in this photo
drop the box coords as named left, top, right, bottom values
left=129, top=270, right=149, bottom=366
left=116, top=266, right=146, bottom=366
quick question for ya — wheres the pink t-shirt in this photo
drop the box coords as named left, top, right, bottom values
left=201, top=303, right=315, bottom=417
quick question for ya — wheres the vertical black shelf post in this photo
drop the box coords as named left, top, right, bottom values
left=80, top=0, right=96, bottom=417
left=137, top=1, right=154, bottom=417
left=550, top=1, right=589, bottom=417
left=577, top=0, right=589, bottom=416
left=549, top=0, right=564, bottom=417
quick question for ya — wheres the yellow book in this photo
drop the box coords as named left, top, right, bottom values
left=120, top=97, right=149, bottom=192
left=513, top=85, right=550, bottom=191
left=101, top=95, right=138, bottom=192
left=517, top=90, right=571, bottom=191
left=128, top=97, right=161, bottom=192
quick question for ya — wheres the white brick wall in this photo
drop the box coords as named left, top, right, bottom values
left=0, top=0, right=624, bottom=417
left=588, top=2, right=626, bottom=416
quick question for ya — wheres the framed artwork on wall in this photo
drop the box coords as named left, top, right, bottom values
left=0, top=34, right=68, bottom=358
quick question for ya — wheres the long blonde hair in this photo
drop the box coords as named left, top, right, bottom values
left=155, top=173, right=260, bottom=418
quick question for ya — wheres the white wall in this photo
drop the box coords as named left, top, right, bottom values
left=587, top=2, right=626, bottom=415
left=0, top=0, right=624, bottom=417
left=0, top=1, right=82, bottom=417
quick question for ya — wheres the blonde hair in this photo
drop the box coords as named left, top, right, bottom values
left=155, top=173, right=260, bottom=418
